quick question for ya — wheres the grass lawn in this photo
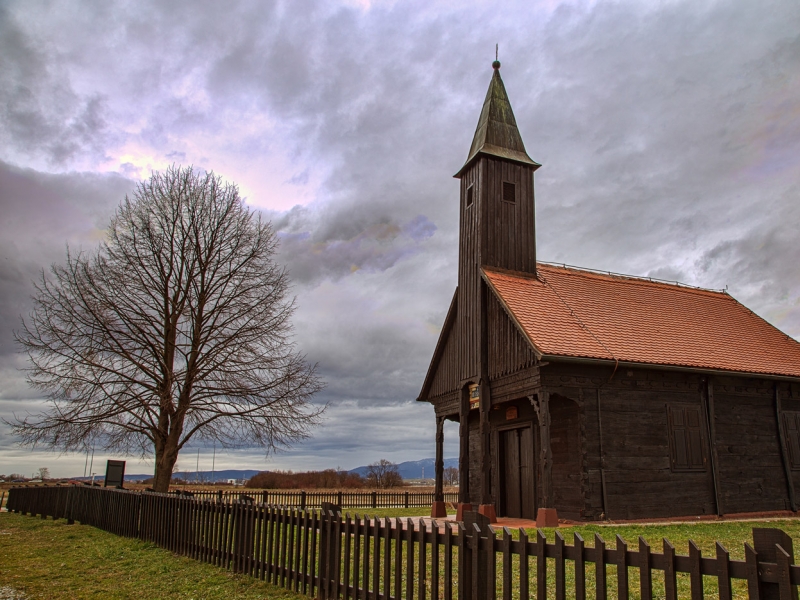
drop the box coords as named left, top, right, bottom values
left=535, top=518, right=800, bottom=562
left=3, top=506, right=797, bottom=599
left=527, top=519, right=800, bottom=599
left=0, top=512, right=304, bottom=599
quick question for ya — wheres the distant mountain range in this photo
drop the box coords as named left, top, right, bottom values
left=88, top=469, right=263, bottom=482
left=348, top=458, right=458, bottom=480
left=80, top=459, right=459, bottom=483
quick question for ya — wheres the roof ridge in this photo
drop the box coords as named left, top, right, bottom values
left=537, top=260, right=727, bottom=295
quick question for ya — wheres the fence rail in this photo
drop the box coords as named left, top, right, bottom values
left=180, top=489, right=458, bottom=509
left=5, top=485, right=799, bottom=599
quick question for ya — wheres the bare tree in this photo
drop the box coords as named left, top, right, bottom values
left=443, top=465, right=458, bottom=486
left=37, top=467, right=50, bottom=481
left=365, top=459, right=403, bottom=489
left=11, top=166, right=325, bottom=492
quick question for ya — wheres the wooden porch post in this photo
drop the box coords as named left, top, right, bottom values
left=477, top=377, right=497, bottom=522
left=431, top=416, right=447, bottom=518
left=533, top=389, right=558, bottom=527
left=476, top=279, right=497, bottom=523
left=457, top=385, right=473, bottom=520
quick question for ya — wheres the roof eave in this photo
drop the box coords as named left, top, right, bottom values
left=454, top=149, right=541, bottom=179
left=539, top=353, right=800, bottom=383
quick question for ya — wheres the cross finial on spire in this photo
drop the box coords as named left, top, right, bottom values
left=493, top=44, right=501, bottom=70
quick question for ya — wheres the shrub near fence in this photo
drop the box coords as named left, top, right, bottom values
left=184, top=489, right=459, bottom=510
left=6, top=485, right=800, bottom=599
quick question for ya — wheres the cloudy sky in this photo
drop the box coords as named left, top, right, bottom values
left=1, top=0, right=799, bottom=478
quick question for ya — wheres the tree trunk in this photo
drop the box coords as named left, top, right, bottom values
left=152, top=442, right=179, bottom=493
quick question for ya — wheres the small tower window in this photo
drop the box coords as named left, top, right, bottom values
left=466, top=185, right=474, bottom=207
left=502, top=181, right=516, bottom=203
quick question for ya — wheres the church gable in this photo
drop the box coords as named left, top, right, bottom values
left=418, top=290, right=461, bottom=401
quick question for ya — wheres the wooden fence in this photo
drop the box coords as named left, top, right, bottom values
left=6, top=485, right=800, bottom=599
left=181, top=489, right=458, bottom=509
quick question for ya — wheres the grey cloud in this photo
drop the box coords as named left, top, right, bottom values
left=276, top=208, right=437, bottom=284
left=0, top=7, right=114, bottom=165
left=2, top=0, right=800, bottom=476
left=0, top=161, right=134, bottom=358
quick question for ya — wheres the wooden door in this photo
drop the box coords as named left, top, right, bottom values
left=499, top=425, right=536, bottom=519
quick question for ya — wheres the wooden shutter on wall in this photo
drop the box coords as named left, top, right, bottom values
left=783, top=412, right=800, bottom=469
left=667, top=404, right=707, bottom=471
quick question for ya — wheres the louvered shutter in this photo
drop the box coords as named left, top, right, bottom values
left=668, top=404, right=706, bottom=471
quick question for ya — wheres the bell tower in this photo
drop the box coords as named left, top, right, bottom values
left=453, top=60, right=540, bottom=518
left=455, top=59, right=540, bottom=278
left=454, top=60, right=539, bottom=384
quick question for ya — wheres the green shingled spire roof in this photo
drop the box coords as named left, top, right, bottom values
left=455, top=61, right=540, bottom=178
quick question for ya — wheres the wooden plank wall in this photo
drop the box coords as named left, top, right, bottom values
left=784, top=386, right=800, bottom=497
left=486, top=288, right=537, bottom=379
left=550, top=395, right=584, bottom=520
left=713, top=377, right=792, bottom=513
left=427, top=319, right=461, bottom=400
left=480, top=157, right=537, bottom=274
left=571, top=367, right=717, bottom=520
left=457, top=161, right=481, bottom=384
left=544, top=364, right=798, bottom=521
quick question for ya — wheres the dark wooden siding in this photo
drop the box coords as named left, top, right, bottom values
left=480, top=157, right=537, bottom=274
left=598, top=386, right=716, bottom=520
left=547, top=365, right=717, bottom=520
left=541, top=364, right=796, bottom=520
left=550, top=395, right=584, bottom=519
left=490, top=365, right=541, bottom=405
left=487, top=289, right=537, bottom=378
left=784, top=391, right=800, bottom=495
left=431, top=391, right=459, bottom=418
left=428, top=319, right=462, bottom=399
left=713, top=378, right=792, bottom=513
left=457, top=162, right=481, bottom=383
left=454, top=156, right=538, bottom=387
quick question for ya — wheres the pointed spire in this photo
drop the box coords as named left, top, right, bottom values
left=455, top=61, right=540, bottom=178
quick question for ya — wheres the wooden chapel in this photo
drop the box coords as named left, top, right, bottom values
left=419, top=60, right=800, bottom=525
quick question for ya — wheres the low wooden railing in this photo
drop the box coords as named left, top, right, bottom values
left=5, top=485, right=799, bottom=599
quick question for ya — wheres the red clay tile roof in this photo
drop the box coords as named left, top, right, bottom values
left=483, top=263, right=800, bottom=378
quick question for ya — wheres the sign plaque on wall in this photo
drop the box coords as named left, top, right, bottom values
left=506, top=406, right=518, bottom=420
left=469, top=383, right=480, bottom=410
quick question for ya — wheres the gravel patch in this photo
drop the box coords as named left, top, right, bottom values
left=0, top=587, right=28, bottom=600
